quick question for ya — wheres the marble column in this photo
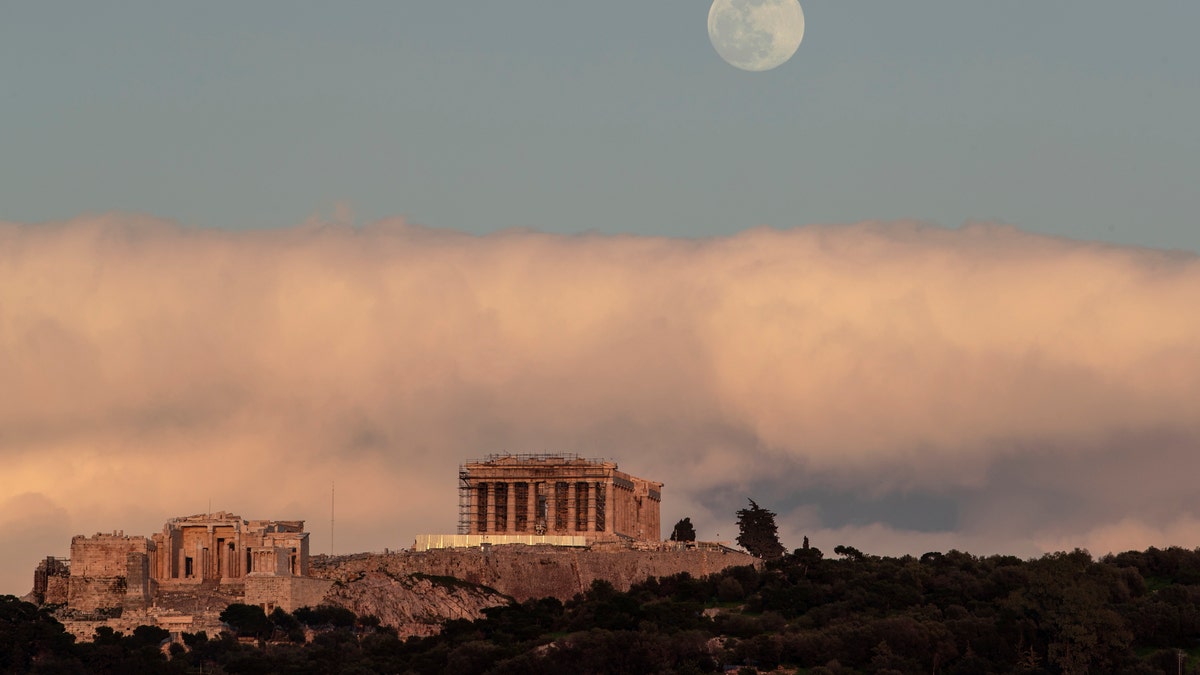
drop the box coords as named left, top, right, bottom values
left=506, top=482, right=517, bottom=533
left=605, top=482, right=615, bottom=534
left=567, top=483, right=577, bottom=533
left=587, top=482, right=597, bottom=532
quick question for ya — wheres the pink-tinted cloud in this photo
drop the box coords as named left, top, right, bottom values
left=1, top=214, right=1198, bottom=593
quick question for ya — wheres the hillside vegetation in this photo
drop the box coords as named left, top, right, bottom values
left=7, top=545, right=1200, bottom=673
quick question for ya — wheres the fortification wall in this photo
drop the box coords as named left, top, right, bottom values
left=244, top=576, right=334, bottom=613
left=67, top=576, right=127, bottom=615
left=70, top=534, right=149, bottom=575
left=313, top=545, right=760, bottom=603
left=59, top=609, right=227, bottom=643
left=44, top=576, right=69, bottom=605
left=67, top=534, right=152, bottom=613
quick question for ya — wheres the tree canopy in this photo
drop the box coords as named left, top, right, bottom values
left=10, top=544, right=1200, bottom=673
left=669, top=517, right=696, bottom=542
left=735, top=498, right=786, bottom=560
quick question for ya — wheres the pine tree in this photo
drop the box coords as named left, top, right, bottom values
left=735, top=499, right=786, bottom=560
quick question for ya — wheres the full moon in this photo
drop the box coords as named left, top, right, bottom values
left=708, top=0, right=805, bottom=72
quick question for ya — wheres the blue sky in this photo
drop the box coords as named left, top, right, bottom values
left=3, top=1, right=1198, bottom=251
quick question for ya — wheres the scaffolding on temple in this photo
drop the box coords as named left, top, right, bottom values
left=554, top=481, right=569, bottom=532
left=454, top=452, right=663, bottom=543
left=457, top=465, right=472, bottom=535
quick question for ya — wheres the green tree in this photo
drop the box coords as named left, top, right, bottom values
left=670, top=517, right=697, bottom=542
left=717, top=577, right=745, bottom=602
left=735, top=499, right=786, bottom=560
left=219, top=602, right=270, bottom=639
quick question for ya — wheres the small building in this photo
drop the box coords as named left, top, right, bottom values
left=456, top=454, right=662, bottom=543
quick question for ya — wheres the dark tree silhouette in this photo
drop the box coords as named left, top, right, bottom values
left=834, top=544, right=865, bottom=560
left=13, top=545, right=1200, bottom=673
left=735, top=499, right=786, bottom=560
left=670, top=517, right=697, bottom=542
left=219, top=603, right=270, bottom=639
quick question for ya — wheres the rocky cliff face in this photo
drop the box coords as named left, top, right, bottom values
left=319, top=568, right=511, bottom=638
left=310, top=544, right=759, bottom=636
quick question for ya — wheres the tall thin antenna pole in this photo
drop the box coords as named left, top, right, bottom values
left=331, top=481, right=335, bottom=556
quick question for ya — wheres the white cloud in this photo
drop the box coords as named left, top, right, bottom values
left=1, top=214, right=1198, bottom=593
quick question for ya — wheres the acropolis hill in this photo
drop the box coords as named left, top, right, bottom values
left=27, top=454, right=758, bottom=640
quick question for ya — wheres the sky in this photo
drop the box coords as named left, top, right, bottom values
left=1, top=2, right=1199, bottom=594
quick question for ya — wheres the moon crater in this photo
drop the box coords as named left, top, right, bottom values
left=708, top=0, right=805, bottom=72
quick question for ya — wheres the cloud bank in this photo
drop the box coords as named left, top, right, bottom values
left=2, top=214, right=1199, bottom=593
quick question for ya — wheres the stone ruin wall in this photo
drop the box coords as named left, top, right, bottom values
left=44, top=575, right=70, bottom=606
left=29, top=556, right=70, bottom=606
left=304, top=544, right=761, bottom=638
left=33, top=515, right=325, bottom=640
left=67, top=533, right=154, bottom=614
left=243, top=576, right=335, bottom=614
left=313, top=544, right=761, bottom=603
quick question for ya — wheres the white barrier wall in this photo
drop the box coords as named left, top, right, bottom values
left=413, top=534, right=587, bottom=551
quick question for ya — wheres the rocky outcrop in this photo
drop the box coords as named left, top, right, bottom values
left=310, top=544, right=759, bottom=636
left=320, top=568, right=511, bottom=638
left=314, top=540, right=753, bottom=598
left=313, top=545, right=758, bottom=603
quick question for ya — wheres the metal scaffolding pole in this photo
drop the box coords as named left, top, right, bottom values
left=457, top=466, right=471, bottom=535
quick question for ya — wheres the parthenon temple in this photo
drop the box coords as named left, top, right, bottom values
left=457, top=454, right=662, bottom=543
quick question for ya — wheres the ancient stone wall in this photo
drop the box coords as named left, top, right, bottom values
left=67, top=576, right=125, bottom=615
left=58, top=609, right=228, bottom=643
left=123, top=551, right=153, bottom=611
left=70, top=534, right=150, bottom=577
left=44, top=576, right=70, bottom=605
left=244, top=576, right=333, bottom=613
left=153, top=580, right=245, bottom=615
left=67, top=533, right=152, bottom=613
left=29, top=556, right=70, bottom=605
left=289, top=577, right=333, bottom=611
left=313, top=545, right=760, bottom=603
